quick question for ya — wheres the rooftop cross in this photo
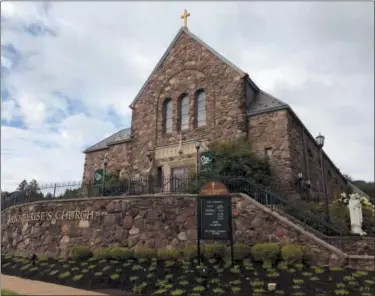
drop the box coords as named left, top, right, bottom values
left=180, top=9, right=190, bottom=28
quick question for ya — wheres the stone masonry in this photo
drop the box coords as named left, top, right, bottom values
left=83, top=27, right=350, bottom=202
left=1, top=194, right=373, bottom=270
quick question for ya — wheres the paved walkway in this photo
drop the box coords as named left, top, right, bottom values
left=1, top=275, right=110, bottom=296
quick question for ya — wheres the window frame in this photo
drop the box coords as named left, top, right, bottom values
left=163, top=98, right=173, bottom=134
left=195, top=89, right=206, bottom=128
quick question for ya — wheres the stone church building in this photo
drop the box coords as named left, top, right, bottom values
left=82, top=23, right=348, bottom=201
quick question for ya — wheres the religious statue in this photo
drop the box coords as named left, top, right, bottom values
left=347, top=194, right=366, bottom=235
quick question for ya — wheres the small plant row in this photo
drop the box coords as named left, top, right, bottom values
left=68, top=242, right=304, bottom=265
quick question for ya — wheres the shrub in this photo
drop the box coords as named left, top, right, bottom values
left=202, top=244, right=226, bottom=260
left=329, top=203, right=350, bottom=232
left=251, top=243, right=280, bottom=264
left=133, top=247, right=156, bottom=259
left=71, top=246, right=93, bottom=260
left=233, top=243, right=252, bottom=261
left=93, top=247, right=111, bottom=260
left=111, top=247, right=133, bottom=260
left=182, top=245, right=197, bottom=261
left=157, top=249, right=178, bottom=261
left=281, top=244, right=303, bottom=265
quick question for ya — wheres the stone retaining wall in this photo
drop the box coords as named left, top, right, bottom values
left=1, top=194, right=373, bottom=270
left=327, top=236, right=375, bottom=256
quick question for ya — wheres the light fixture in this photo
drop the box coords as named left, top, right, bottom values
left=297, top=173, right=303, bottom=180
left=103, top=152, right=108, bottom=165
left=195, top=140, right=201, bottom=150
left=316, top=133, right=325, bottom=149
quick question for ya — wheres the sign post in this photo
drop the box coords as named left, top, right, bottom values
left=197, top=181, right=234, bottom=266
left=94, top=169, right=104, bottom=187
left=200, top=152, right=213, bottom=172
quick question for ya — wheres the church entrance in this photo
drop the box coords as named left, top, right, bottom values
left=171, top=166, right=190, bottom=192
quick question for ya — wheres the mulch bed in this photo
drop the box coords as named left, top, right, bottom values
left=2, top=254, right=374, bottom=296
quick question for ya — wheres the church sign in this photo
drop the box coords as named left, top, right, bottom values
left=6, top=209, right=101, bottom=224
left=200, top=152, right=213, bottom=171
left=196, top=181, right=234, bottom=265
left=94, top=169, right=104, bottom=187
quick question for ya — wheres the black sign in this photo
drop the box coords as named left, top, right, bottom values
left=198, top=195, right=232, bottom=241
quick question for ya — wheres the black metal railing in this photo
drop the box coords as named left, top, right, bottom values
left=0, top=175, right=364, bottom=237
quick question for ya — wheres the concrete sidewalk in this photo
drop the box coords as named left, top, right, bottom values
left=1, top=275, right=109, bottom=296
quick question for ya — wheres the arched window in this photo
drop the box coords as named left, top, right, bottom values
left=196, top=90, right=206, bottom=127
left=179, top=94, right=189, bottom=131
left=163, top=98, right=173, bottom=134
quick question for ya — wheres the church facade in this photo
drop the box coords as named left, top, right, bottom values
left=82, top=26, right=348, bottom=201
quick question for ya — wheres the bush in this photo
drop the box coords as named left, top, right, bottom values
left=93, top=247, right=112, bottom=259
left=251, top=243, right=280, bottom=264
left=182, top=245, right=197, bottom=261
left=71, top=246, right=92, bottom=260
left=133, top=247, right=156, bottom=259
left=202, top=244, right=226, bottom=260
left=93, top=247, right=133, bottom=260
left=110, top=247, right=133, bottom=260
left=157, top=249, right=178, bottom=261
left=281, top=244, right=303, bottom=265
left=329, top=203, right=350, bottom=232
left=233, top=243, right=252, bottom=261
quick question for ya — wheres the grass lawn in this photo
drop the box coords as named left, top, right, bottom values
left=1, top=289, right=21, bottom=295
left=2, top=251, right=374, bottom=296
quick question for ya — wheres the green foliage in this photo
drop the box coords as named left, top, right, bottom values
left=93, top=247, right=133, bottom=260
left=233, top=243, right=252, bottom=261
left=281, top=244, right=304, bottom=265
left=71, top=246, right=93, bottom=260
left=157, top=249, right=178, bottom=261
left=182, top=245, right=197, bottom=261
left=202, top=244, right=226, bottom=260
left=251, top=243, right=280, bottom=264
left=329, top=203, right=350, bottom=232
left=189, top=138, right=272, bottom=192
left=133, top=247, right=156, bottom=259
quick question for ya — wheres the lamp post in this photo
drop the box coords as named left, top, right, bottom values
left=316, top=133, right=329, bottom=222
left=195, top=140, right=201, bottom=193
left=102, top=152, right=108, bottom=196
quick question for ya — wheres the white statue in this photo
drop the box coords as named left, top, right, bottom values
left=347, top=194, right=366, bottom=235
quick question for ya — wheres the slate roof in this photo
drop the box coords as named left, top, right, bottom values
left=83, top=128, right=131, bottom=153
left=129, top=27, right=258, bottom=109
left=247, top=90, right=289, bottom=116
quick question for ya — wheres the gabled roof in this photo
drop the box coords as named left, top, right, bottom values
left=83, top=128, right=131, bottom=153
left=129, top=27, right=253, bottom=109
left=247, top=90, right=289, bottom=116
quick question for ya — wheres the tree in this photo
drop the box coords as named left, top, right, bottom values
left=352, top=180, right=375, bottom=199
left=17, top=180, right=28, bottom=191
left=27, top=179, right=40, bottom=192
left=189, top=138, right=272, bottom=192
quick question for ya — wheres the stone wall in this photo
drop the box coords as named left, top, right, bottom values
left=248, top=110, right=294, bottom=194
left=288, top=110, right=347, bottom=201
left=2, top=194, right=373, bottom=270
left=127, top=29, right=247, bottom=176
left=327, top=237, right=375, bottom=256
left=83, top=141, right=132, bottom=183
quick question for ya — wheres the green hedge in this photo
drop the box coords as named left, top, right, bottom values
left=251, top=243, right=280, bottom=264
left=281, top=244, right=303, bottom=265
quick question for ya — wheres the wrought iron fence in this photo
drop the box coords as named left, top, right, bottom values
left=0, top=174, right=359, bottom=237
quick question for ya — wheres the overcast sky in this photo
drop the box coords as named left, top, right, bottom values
left=1, top=2, right=374, bottom=191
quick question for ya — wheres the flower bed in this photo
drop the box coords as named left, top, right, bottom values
left=1, top=244, right=374, bottom=296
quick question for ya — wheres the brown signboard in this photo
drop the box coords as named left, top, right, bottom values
left=199, top=181, right=229, bottom=196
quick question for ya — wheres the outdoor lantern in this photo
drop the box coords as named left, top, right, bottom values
left=103, top=152, right=108, bottom=165
left=316, top=133, right=325, bottom=148
left=297, top=172, right=303, bottom=180
left=195, top=140, right=201, bottom=150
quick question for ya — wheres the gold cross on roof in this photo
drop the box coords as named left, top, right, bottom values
left=180, top=9, right=190, bottom=28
